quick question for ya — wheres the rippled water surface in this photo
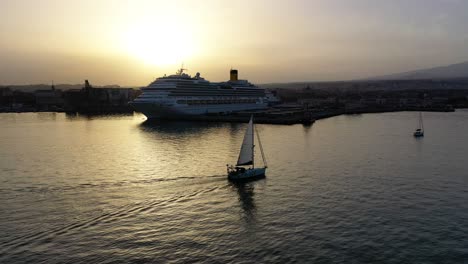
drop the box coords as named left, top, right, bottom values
left=0, top=111, right=467, bottom=263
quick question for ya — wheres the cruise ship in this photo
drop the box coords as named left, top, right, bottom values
left=130, top=68, right=273, bottom=119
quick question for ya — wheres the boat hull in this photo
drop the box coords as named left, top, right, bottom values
left=130, top=101, right=268, bottom=120
left=228, top=167, right=266, bottom=181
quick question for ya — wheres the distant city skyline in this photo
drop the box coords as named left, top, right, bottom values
left=1, top=0, right=468, bottom=85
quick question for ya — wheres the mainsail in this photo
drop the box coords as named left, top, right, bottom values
left=236, top=117, right=254, bottom=166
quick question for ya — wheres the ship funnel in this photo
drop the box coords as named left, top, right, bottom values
left=230, top=69, right=238, bottom=81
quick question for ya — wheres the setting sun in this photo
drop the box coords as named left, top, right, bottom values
left=124, top=17, right=197, bottom=66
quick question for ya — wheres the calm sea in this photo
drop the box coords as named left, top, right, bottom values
left=0, top=111, right=467, bottom=263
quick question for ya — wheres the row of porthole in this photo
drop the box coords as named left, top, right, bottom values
left=177, top=99, right=259, bottom=105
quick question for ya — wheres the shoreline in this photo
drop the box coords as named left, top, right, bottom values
left=0, top=106, right=460, bottom=125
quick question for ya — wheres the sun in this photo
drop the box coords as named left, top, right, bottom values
left=124, top=18, right=196, bottom=66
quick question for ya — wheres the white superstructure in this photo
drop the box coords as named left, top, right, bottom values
left=130, top=68, right=272, bottom=119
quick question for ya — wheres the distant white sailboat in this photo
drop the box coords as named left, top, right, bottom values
left=414, top=112, right=424, bottom=137
left=227, top=116, right=267, bottom=180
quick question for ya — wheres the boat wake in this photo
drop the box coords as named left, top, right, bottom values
left=1, top=175, right=226, bottom=195
left=0, top=175, right=227, bottom=257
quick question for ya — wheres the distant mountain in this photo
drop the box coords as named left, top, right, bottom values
left=370, top=61, right=468, bottom=80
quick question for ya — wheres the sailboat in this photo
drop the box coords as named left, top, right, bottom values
left=413, top=112, right=424, bottom=137
left=227, top=116, right=267, bottom=180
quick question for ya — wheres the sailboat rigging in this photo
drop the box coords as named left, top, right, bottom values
left=414, top=112, right=424, bottom=137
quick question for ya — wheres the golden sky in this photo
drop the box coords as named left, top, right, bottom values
left=1, top=0, right=468, bottom=86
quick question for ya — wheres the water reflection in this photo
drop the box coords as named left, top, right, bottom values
left=302, top=123, right=313, bottom=134
left=227, top=122, right=245, bottom=136
left=36, top=112, right=58, bottom=121
left=230, top=181, right=259, bottom=222
left=140, top=120, right=221, bottom=134
left=139, top=120, right=246, bottom=138
left=65, top=112, right=135, bottom=121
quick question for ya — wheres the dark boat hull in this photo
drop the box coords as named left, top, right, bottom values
left=228, top=167, right=266, bottom=181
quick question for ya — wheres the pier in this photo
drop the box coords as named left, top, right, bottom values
left=179, top=107, right=314, bottom=125
left=149, top=104, right=455, bottom=125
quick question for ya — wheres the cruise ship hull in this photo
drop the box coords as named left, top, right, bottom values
left=131, top=102, right=268, bottom=119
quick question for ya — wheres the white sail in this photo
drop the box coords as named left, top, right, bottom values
left=237, top=117, right=254, bottom=166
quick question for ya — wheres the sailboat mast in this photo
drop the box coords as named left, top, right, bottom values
left=420, top=112, right=424, bottom=131
left=252, top=117, right=255, bottom=169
